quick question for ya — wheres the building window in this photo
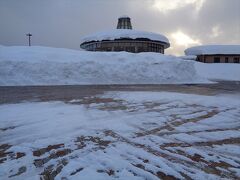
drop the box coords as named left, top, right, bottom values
left=233, top=57, right=239, bottom=63
left=137, top=47, right=144, bottom=52
left=107, top=47, right=112, bottom=51
left=225, top=57, right=228, bottom=63
left=114, top=47, right=124, bottom=52
left=93, top=43, right=97, bottom=49
left=214, top=57, right=220, bottom=63
left=125, top=47, right=135, bottom=53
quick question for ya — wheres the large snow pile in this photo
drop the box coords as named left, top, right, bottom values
left=185, top=45, right=240, bottom=55
left=80, top=29, right=170, bottom=48
left=0, top=46, right=207, bottom=86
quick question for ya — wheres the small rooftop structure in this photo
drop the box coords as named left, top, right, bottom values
left=185, top=45, right=240, bottom=63
left=117, top=16, right=132, bottom=29
left=80, top=16, right=170, bottom=54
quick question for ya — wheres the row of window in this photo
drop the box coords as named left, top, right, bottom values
left=214, top=57, right=240, bottom=63
left=94, top=46, right=163, bottom=53
left=82, top=41, right=164, bottom=52
left=83, top=42, right=163, bottom=50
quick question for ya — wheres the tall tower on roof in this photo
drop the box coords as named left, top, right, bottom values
left=117, top=16, right=132, bottom=29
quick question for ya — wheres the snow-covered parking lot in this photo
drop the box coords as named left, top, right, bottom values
left=0, top=45, right=240, bottom=179
left=1, top=90, right=240, bottom=179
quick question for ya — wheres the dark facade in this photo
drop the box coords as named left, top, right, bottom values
left=196, top=55, right=240, bottom=63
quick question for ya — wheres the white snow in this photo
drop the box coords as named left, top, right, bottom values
left=0, top=45, right=208, bottom=86
left=1, top=91, right=240, bottom=179
left=179, top=55, right=197, bottom=60
left=194, top=62, right=240, bottom=81
left=0, top=45, right=239, bottom=86
left=80, top=29, right=170, bottom=48
left=102, top=91, right=240, bottom=107
left=185, top=45, right=240, bottom=55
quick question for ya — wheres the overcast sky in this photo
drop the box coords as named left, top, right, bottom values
left=0, top=0, right=239, bottom=55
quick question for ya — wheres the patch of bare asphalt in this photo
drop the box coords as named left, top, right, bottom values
left=168, top=149, right=238, bottom=178
left=69, top=97, right=124, bottom=105
left=3, top=127, right=240, bottom=179
left=40, top=159, right=68, bottom=180
left=75, top=136, right=112, bottom=150
left=110, top=124, right=239, bottom=178
left=8, top=166, right=27, bottom=178
left=30, top=136, right=112, bottom=179
left=160, top=137, right=240, bottom=149
left=0, top=144, right=12, bottom=164
left=157, top=127, right=240, bottom=136
left=0, top=144, right=26, bottom=164
left=33, top=143, right=64, bottom=157
left=132, top=163, right=182, bottom=180
left=135, top=108, right=219, bottom=138
left=70, top=167, right=84, bottom=176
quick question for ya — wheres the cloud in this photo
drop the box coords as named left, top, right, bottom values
left=170, top=30, right=201, bottom=47
left=0, top=0, right=239, bottom=55
left=210, top=25, right=222, bottom=38
left=152, top=0, right=205, bottom=13
left=165, top=30, right=201, bottom=55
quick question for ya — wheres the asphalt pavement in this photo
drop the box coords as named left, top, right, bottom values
left=0, top=81, right=239, bottom=104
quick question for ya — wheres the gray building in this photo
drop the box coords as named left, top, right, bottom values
left=80, top=16, right=170, bottom=54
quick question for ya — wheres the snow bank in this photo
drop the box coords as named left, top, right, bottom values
left=179, top=54, right=240, bottom=81
left=179, top=55, right=197, bottom=61
left=0, top=46, right=208, bottom=86
left=195, top=62, right=240, bottom=81
left=80, top=29, right=170, bottom=48
left=185, top=45, right=240, bottom=55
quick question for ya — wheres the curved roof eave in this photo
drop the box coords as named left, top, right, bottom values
left=80, top=29, right=170, bottom=49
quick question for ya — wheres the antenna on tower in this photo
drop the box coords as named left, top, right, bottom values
left=26, top=33, right=32, bottom=46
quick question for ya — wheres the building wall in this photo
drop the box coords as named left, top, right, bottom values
left=197, top=55, right=240, bottom=63
left=81, top=40, right=165, bottom=54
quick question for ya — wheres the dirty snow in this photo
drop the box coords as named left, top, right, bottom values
left=0, top=91, right=240, bottom=179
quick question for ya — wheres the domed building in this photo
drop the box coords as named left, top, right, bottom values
left=80, top=16, right=170, bottom=54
